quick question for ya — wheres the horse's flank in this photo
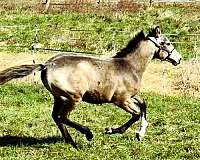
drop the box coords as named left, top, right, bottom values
left=44, top=55, right=141, bottom=104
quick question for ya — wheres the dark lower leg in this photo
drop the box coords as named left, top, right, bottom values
left=105, top=115, right=140, bottom=134
left=52, top=97, right=77, bottom=148
left=56, top=122, right=77, bottom=148
left=61, top=115, right=93, bottom=141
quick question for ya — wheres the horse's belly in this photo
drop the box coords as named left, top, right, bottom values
left=82, top=90, right=108, bottom=104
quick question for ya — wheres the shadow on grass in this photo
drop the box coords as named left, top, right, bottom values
left=0, top=135, right=64, bottom=147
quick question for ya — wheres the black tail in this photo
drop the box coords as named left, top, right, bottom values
left=0, top=64, right=45, bottom=85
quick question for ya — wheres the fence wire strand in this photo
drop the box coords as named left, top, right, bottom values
left=0, top=24, right=200, bottom=98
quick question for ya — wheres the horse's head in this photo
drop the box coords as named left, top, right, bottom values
left=148, top=26, right=182, bottom=66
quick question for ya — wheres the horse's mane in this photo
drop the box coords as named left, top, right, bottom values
left=147, top=26, right=159, bottom=37
left=113, top=27, right=157, bottom=58
left=113, top=31, right=146, bottom=58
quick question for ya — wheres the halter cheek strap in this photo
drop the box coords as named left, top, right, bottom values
left=148, top=36, right=175, bottom=60
left=148, top=37, right=162, bottom=58
left=148, top=37, right=161, bottom=48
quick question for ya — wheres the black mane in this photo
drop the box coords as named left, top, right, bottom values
left=113, top=31, right=146, bottom=58
left=147, top=26, right=158, bottom=37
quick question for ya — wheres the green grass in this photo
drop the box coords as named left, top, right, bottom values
left=0, top=3, right=200, bottom=159
left=0, top=4, right=199, bottom=59
left=0, top=84, right=199, bottom=159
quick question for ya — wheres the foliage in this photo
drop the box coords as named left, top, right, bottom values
left=0, top=84, right=199, bottom=159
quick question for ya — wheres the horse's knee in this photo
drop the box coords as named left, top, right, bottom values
left=123, top=99, right=141, bottom=115
left=133, top=96, right=147, bottom=112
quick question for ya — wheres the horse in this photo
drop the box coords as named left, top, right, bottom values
left=0, top=26, right=182, bottom=148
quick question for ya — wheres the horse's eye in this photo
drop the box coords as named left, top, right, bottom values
left=166, top=43, right=170, bottom=46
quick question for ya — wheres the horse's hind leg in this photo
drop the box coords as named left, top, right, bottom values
left=60, top=100, right=94, bottom=142
left=52, top=96, right=93, bottom=148
left=52, top=96, right=77, bottom=148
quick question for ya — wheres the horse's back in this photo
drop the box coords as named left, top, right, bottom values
left=43, top=54, right=112, bottom=100
left=42, top=54, right=139, bottom=103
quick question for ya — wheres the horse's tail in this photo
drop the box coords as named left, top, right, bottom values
left=0, top=64, right=45, bottom=85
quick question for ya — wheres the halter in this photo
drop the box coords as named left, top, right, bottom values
left=148, top=37, right=175, bottom=60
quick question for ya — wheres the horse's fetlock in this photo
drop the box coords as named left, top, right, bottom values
left=83, top=127, right=93, bottom=141
left=86, top=132, right=93, bottom=141
left=142, top=120, right=148, bottom=128
left=121, top=127, right=127, bottom=133
left=105, top=127, right=113, bottom=134
left=81, top=126, right=90, bottom=135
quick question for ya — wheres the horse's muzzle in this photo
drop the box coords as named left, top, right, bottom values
left=168, top=49, right=182, bottom=66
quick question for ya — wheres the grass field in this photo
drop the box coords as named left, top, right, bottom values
left=0, top=1, right=200, bottom=159
left=0, top=84, right=199, bottom=159
left=0, top=2, right=199, bottom=59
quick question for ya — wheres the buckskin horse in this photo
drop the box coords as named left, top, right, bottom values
left=0, top=26, right=182, bottom=148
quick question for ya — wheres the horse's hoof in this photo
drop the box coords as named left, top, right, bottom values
left=136, top=132, right=141, bottom=141
left=64, top=139, right=79, bottom=149
left=68, top=141, right=79, bottom=149
left=88, top=140, right=93, bottom=147
left=105, top=127, right=113, bottom=134
left=86, top=132, right=93, bottom=141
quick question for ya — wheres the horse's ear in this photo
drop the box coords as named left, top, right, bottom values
left=155, top=26, right=161, bottom=38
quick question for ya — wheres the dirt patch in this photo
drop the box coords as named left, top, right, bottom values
left=1, top=52, right=199, bottom=97
left=142, top=60, right=200, bottom=97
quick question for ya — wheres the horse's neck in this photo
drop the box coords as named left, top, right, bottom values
left=126, top=41, right=155, bottom=77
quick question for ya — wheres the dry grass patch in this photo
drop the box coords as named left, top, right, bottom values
left=172, top=60, right=200, bottom=97
left=142, top=60, right=200, bottom=98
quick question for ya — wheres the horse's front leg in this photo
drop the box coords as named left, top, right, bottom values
left=105, top=95, right=148, bottom=140
left=134, top=96, right=148, bottom=141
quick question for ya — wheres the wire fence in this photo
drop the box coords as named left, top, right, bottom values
left=1, top=0, right=200, bottom=12
left=0, top=25, right=200, bottom=55
left=0, top=25, right=200, bottom=97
